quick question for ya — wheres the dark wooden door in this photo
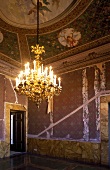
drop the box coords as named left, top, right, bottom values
left=10, top=111, right=25, bottom=152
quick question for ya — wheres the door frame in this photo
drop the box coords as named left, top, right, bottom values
left=10, top=110, right=26, bottom=152
left=5, top=103, right=27, bottom=156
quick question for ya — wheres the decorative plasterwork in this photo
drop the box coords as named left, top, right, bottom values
left=43, top=36, right=110, bottom=65
left=47, top=42, right=110, bottom=75
left=0, top=53, right=21, bottom=67
left=0, top=55, right=21, bottom=78
left=82, top=69, right=89, bottom=141
left=0, top=42, right=109, bottom=78
left=94, top=66, right=100, bottom=141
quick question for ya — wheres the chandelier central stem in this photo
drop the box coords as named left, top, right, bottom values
left=37, top=0, right=39, bottom=44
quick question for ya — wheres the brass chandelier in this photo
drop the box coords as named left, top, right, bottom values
left=14, top=0, right=62, bottom=107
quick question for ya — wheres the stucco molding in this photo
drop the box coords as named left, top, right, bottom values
left=0, top=39, right=109, bottom=78
left=0, top=56, right=21, bottom=78
left=43, top=35, right=110, bottom=65
left=47, top=42, right=110, bottom=75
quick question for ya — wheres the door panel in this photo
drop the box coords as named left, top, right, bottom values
left=10, top=111, right=25, bottom=152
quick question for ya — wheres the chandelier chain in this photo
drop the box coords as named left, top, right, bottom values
left=37, top=0, right=39, bottom=44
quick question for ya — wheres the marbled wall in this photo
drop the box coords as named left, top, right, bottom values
left=100, top=95, right=110, bottom=165
left=27, top=138, right=101, bottom=164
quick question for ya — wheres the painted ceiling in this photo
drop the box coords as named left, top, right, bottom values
left=0, top=0, right=73, bottom=29
left=0, top=0, right=109, bottom=71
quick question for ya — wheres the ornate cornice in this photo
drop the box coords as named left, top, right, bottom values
left=43, top=35, right=110, bottom=65
left=0, top=53, right=21, bottom=67
left=0, top=53, right=21, bottom=78
left=0, top=40, right=110, bottom=77
left=48, top=43, right=110, bottom=75
left=59, top=51, right=110, bottom=74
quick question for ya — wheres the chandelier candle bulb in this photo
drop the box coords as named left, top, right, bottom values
left=20, top=71, right=23, bottom=81
left=25, top=63, right=29, bottom=75
left=25, top=63, right=27, bottom=72
left=25, top=69, right=29, bottom=76
left=54, top=75, right=56, bottom=85
left=39, top=67, right=42, bottom=76
left=49, top=66, right=52, bottom=73
left=38, top=68, right=40, bottom=76
left=31, top=69, right=34, bottom=80
left=50, top=70, right=53, bottom=82
left=26, top=62, right=29, bottom=71
left=45, top=67, right=48, bottom=77
left=58, top=77, right=61, bottom=87
left=18, top=74, right=21, bottom=83
left=41, top=64, right=43, bottom=73
left=22, top=79, right=25, bottom=86
left=33, top=60, right=36, bottom=71
left=40, top=66, right=41, bottom=75
left=16, top=78, right=19, bottom=87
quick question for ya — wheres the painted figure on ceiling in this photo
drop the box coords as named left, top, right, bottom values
left=58, top=28, right=81, bottom=47
left=0, top=0, right=73, bottom=27
left=28, top=0, right=51, bottom=16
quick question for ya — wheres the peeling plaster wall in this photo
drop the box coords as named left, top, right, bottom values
left=27, top=59, right=110, bottom=166
left=0, top=75, right=5, bottom=140
left=28, top=62, right=107, bottom=141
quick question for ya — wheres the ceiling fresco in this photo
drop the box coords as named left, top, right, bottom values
left=26, top=0, right=110, bottom=61
left=0, top=0, right=109, bottom=70
left=0, top=0, right=74, bottom=29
